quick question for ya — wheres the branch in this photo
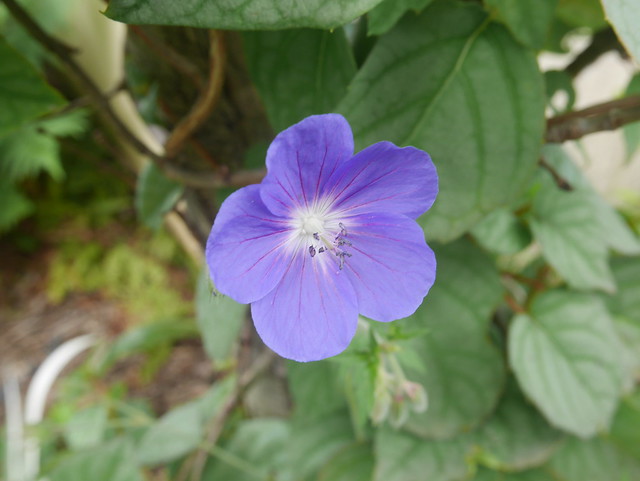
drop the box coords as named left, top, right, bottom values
left=178, top=350, right=275, bottom=481
left=565, top=28, right=627, bottom=78
left=545, top=95, right=640, bottom=143
left=164, top=31, right=226, bottom=159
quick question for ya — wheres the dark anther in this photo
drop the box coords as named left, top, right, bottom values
left=313, top=232, right=320, bottom=241
left=339, top=222, right=347, bottom=236
left=309, top=246, right=316, bottom=257
left=318, top=247, right=325, bottom=253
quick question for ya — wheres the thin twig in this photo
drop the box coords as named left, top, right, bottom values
left=0, top=0, right=164, bottom=162
left=538, top=158, right=572, bottom=191
left=164, top=31, right=226, bottom=159
left=565, top=28, right=627, bottom=79
left=546, top=95, right=640, bottom=143
left=184, top=350, right=275, bottom=481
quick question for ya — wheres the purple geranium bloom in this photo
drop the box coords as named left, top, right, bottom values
left=206, top=114, right=437, bottom=362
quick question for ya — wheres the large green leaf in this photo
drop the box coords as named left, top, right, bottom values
left=287, top=360, right=346, bottom=419
left=203, top=419, right=290, bottom=481
left=318, top=442, right=374, bottom=481
left=610, top=392, right=640, bottom=461
left=280, top=410, right=355, bottom=481
left=136, top=378, right=235, bottom=465
left=548, top=436, right=640, bottom=481
left=374, top=427, right=475, bottom=481
left=529, top=187, right=615, bottom=292
left=484, top=0, right=558, bottom=49
left=509, top=290, right=624, bottom=437
left=472, top=466, right=557, bottom=481
left=367, top=0, right=434, bottom=35
left=105, top=0, right=385, bottom=29
left=476, top=381, right=564, bottom=471
left=195, top=267, right=246, bottom=363
left=339, top=0, right=545, bottom=242
left=50, top=437, right=142, bottom=481
left=602, top=0, right=640, bottom=63
left=402, top=239, right=506, bottom=439
left=540, top=145, right=640, bottom=256
left=243, top=29, right=355, bottom=132
left=0, top=37, right=63, bottom=138
left=471, top=208, right=532, bottom=255
left=135, top=163, right=183, bottom=230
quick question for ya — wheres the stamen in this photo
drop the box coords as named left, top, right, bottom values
left=313, top=232, right=320, bottom=241
left=309, top=246, right=316, bottom=257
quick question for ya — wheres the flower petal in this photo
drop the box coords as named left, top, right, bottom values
left=341, top=212, right=436, bottom=322
left=260, top=114, right=354, bottom=216
left=251, top=252, right=359, bottom=362
left=327, top=141, right=438, bottom=219
left=206, top=185, right=292, bottom=304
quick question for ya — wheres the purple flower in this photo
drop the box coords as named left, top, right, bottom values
left=206, top=114, right=438, bottom=362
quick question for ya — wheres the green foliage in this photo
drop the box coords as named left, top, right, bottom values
left=367, top=0, right=434, bottom=36
left=402, top=239, right=505, bottom=439
left=0, top=36, right=63, bottom=138
left=4, top=0, right=640, bottom=480
left=195, top=267, right=246, bottom=363
left=509, top=291, right=624, bottom=437
left=105, top=0, right=386, bottom=29
left=49, top=437, right=142, bottom=481
left=243, top=29, right=356, bottom=133
left=46, top=233, right=191, bottom=321
left=135, top=163, right=183, bottom=230
left=484, top=0, right=558, bottom=50
left=602, top=0, right=640, bottom=63
left=339, top=0, right=546, bottom=242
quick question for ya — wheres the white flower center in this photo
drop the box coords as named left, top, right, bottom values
left=289, top=206, right=353, bottom=269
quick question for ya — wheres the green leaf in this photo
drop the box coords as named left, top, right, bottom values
left=607, top=257, right=640, bottom=323
left=374, top=427, right=475, bottom=481
left=339, top=0, right=545, bottom=242
left=476, top=381, right=564, bottom=471
left=203, top=419, right=290, bottom=481
left=0, top=180, right=34, bottom=231
left=288, top=360, right=346, bottom=419
left=484, top=0, right=558, bottom=49
left=556, top=0, right=607, bottom=29
left=319, top=442, right=374, bottom=481
left=610, top=392, right=640, bottom=460
left=471, top=208, right=532, bottom=255
left=530, top=187, right=615, bottom=293
left=103, top=319, right=198, bottom=367
left=135, top=163, right=183, bottom=230
left=0, top=125, right=65, bottom=182
left=0, top=36, right=63, bottom=138
left=64, top=405, right=109, bottom=450
left=367, top=0, right=434, bottom=36
left=540, top=144, right=640, bottom=256
left=195, top=267, right=246, bottom=363
left=49, top=437, right=143, bottom=481
left=471, top=466, right=557, bottom=481
left=548, top=436, right=640, bottom=481
left=105, top=0, right=385, bottom=29
left=136, top=378, right=235, bottom=465
left=280, top=410, right=355, bottom=481
left=402, top=239, right=506, bottom=439
left=602, top=0, right=640, bottom=63
left=509, top=290, right=624, bottom=437
left=545, top=70, right=576, bottom=114
left=243, top=29, right=355, bottom=133
left=623, top=75, right=640, bottom=161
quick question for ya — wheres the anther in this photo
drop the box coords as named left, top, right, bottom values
left=313, top=232, right=320, bottom=241
left=318, top=247, right=325, bottom=253
left=339, top=222, right=347, bottom=236
left=309, top=246, right=316, bottom=257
